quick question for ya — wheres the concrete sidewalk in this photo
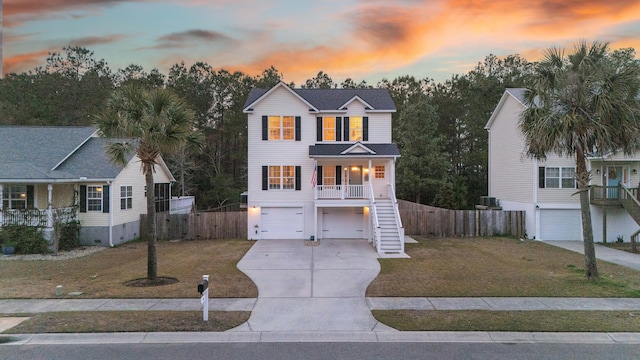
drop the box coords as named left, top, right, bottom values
left=544, top=240, right=640, bottom=271
left=2, top=297, right=640, bottom=315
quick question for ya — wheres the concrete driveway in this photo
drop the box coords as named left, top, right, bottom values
left=230, top=239, right=395, bottom=332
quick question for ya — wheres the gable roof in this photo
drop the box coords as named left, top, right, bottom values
left=0, top=126, right=146, bottom=182
left=55, top=137, right=137, bottom=179
left=309, top=143, right=400, bottom=158
left=485, top=88, right=527, bottom=130
left=244, top=81, right=396, bottom=112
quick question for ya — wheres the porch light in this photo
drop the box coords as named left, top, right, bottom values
left=351, top=166, right=359, bottom=171
left=633, top=169, right=638, bottom=175
left=97, top=187, right=102, bottom=192
left=20, top=193, right=26, bottom=198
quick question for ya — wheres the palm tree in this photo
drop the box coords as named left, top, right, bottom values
left=520, top=41, right=640, bottom=279
left=96, top=84, right=202, bottom=281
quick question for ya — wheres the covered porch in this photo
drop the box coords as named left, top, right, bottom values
left=309, top=142, right=404, bottom=256
left=0, top=183, right=79, bottom=236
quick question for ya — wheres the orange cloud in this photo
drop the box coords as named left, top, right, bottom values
left=3, top=49, right=52, bottom=75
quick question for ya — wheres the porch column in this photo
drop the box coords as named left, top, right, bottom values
left=368, top=160, right=372, bottom=198
left=391, top=159, right=396, bottom=195
left=47, top=184, right=53, bottom=228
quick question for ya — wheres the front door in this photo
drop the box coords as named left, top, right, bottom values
left=607, top=166, right=624, bottom=199
left=347, top=166, right=363, bottom=198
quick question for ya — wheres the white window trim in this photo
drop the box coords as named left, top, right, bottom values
left=268, top=165, right=296, bottom=190
left=120, top=185, right=133, bottom=210
left=87, top=185, right=103, bottom=212
left=269, top=115, right=295, bottom=141
left=323, top=116, right=336, bottom=141
left=545, top=167, right=576, bottom=189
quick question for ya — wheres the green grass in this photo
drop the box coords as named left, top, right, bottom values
left=373, top=310, right=640, bottom=332
left=2, top=311, right=250, bottom=334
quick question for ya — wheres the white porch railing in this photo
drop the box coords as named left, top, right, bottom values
left=0, top=207, right=77, bottom=227
left=387, top=184, right=405, bottom=253
left=315, top=185, right=370, bottom=200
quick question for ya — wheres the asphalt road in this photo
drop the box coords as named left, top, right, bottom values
left=2, top=342, right=640, bottom=360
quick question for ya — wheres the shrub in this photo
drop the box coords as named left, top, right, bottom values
left=58, top=221, right=81, bottom=251
left=0, top=225, right=49, bottom=254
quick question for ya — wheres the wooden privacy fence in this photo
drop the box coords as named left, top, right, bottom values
left=141, top=211, right=247, bottom=240
left=398, top=200, right=525, bottom=238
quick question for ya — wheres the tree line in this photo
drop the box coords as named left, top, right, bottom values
left=2, top=45, right=633, bottom=211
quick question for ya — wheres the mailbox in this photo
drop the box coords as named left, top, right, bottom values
left=198, top=279, right=209, bottom=294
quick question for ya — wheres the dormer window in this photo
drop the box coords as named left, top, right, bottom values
left=323, top=117, right=336, bottom=141
left=349, top=116, right=363, bottom=142
left=316, top=116, right=368, bottom=142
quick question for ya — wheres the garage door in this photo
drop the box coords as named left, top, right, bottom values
left=261, top=207, right=303, bottom=239
left=540, top=209, right=582, bottom=240
left=322, top=208, right=364, bottom=238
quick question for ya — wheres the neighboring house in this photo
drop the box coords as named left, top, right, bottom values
left=243, top=81, right=406, bottom=257
left=0, top=126, right=175, bottom=247
left=486, top=89, right=640, bottom=242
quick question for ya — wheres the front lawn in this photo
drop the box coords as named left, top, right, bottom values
left=367, top=237, right=640, bottom=298
left=0, top=238, right=257, bottom=299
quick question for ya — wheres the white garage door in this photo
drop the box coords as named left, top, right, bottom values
left=322, top=207, right=364, bottom=238
left=540, top=209, right=582, bottom=240
left=261, top=207, right=303, bottom=239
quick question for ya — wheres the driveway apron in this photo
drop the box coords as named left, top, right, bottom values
left=231, top=239, right=395, bottom=332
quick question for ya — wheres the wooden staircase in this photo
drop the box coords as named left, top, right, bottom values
left=618, top=185, right=640, bottom=252
left=619, top=185, right=640, bottom=225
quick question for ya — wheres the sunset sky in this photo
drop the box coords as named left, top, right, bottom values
left=3, top=0, right=640, bottom=84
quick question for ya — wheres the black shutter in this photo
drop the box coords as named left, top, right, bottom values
left=262, top=116, right=268, bottom=140
left=336, top=117, right=342, bottom=141
left=316, top=117, right=323, bottom=142
left=538, top=167, right=545, bottom=188
left=317, top=166, right=323, bottom=186
left=262, top=166, right=268, bottom=190
left=295, top=116, right=301, bottom=141
left=336, top=166, right=342, bottom=185
left=102, top=185, right=110, bottom=213
left=295, top=166, right=301, bottom=190
left=343, top=117, right=350, bottom=141
left=26, top=185, right=34, bottom=209
left=80, top=185, right=87, bottom=213
left=363, top=116, right=369, bottom=141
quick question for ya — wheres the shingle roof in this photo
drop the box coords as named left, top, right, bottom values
left=0, top=126, right=134, bottom=181
left=55, top=138, right=136, bottom=179
left=309, top=143, right=400, bottom=157
left=244, top=85, right=396, bottom=111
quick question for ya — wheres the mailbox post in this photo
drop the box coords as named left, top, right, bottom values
left=198, top=275, right=209, bottom=321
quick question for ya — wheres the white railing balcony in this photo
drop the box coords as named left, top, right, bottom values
left=316, top=185, right=370, bottom=200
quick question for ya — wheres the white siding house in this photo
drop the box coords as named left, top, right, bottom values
left=486, top=89, right=640, bottom=242
left=243, top=82, right=406, bottom=257
left=0, top=126, right=175, bottom=247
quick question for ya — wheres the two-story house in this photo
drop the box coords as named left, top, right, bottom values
left=243, top=82, right=406, bottom=257
left=486, top=89, right=640, bottom=242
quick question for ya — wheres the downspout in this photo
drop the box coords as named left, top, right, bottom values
left=108, top=181, right=113, bottom=247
